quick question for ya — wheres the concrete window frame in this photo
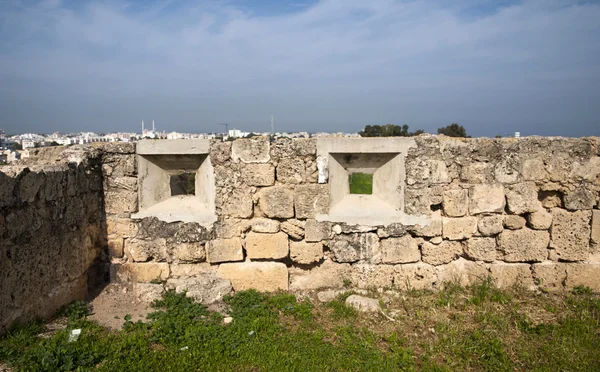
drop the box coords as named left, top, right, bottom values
left=316, top=137, right=427, bottom=226
left=132, top=139, right=216, bottom=226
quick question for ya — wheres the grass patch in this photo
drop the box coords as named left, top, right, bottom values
left=2, top=282, right=600, bottom=371
left=348, top=172, right=373, bottom=194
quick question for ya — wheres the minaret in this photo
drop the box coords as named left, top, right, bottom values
left=152, top=120, right=155, bottom=132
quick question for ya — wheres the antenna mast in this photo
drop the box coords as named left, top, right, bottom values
left=152, top=120, right=155, bottom=132
left=142, top=120, right=144, bottom=134
left=271, top=114, right=275, bottom=134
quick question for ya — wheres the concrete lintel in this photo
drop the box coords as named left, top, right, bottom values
left=137, top=139, right=210, bottom=155
left=316, top=137, right=416, bottom=158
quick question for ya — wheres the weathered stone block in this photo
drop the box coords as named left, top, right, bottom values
left=289, top=261, right=351, bottom=290
left=477, top=215, right=504, bottom=236
left=290, top=241, right=323, bottom=265
left=410, top=218, right=442, bottom=238
left=565, top=264, right=600, bottom=291
left=241, top=164, right=275, bottom=186
left=245, top=231, right=289, bottom=260
left=346, top=295, right=380, bottom=312
left=330, top=233, right=379, bottom=263
left=380, top=235, right=420, bottom=264
left=220, top=188, right=253, bottom=218
left=506, top=182, right=540, bottom=214
left=442, top=217, right=477, bottom=240
left=522, top=159, right=548, bottom=181
left=539, top=190, right=563, bottom=208
left=214, top=219, right=251, bottom=239
left=469, top=185, right=505, bottom=215
left=592, top=210, right=600, bottom=246
left=294, top=184, right=330, bottom=219
left=218, top=262, right=288, bottom=291
left=166, top=274, right=232, bottom=304
left=19, top=170, right=44, bottom=203
left=550, top=209, right=592, bottom=262
left=169, top=263, right=215, bottom=278
left=465, top=237, right=497, bottom=262
left=171, top=242, right=206, bottom=263
left=305, top=219, right=332, bottom=242
left=133, top=283, right=164, bottom=303
left=503, top=215, right=526, bottom=230
left=104, top=190, right=138, bottom=214
left=422, top=240, right=463, bottom=265
left=209, top=141, right=231, bottom=164
left=251, top=218, right=280, bottom=233
left=532, top=263, right=566, bottom=291
left=494, top=157, right=520, bottom=183
left=436, top=258, right=489, bottom=287
left=393, top=263, right=437, bottom=290
left=527, top=209, right=552, bottom=230
left=376, top=223, right=408, bottom=238
left=107, top=236, right=124, bottom=258
left=257, top=186, right=294, bottom=218
left=277, top=158, right=305, bottom=184
left=281, top=219, right=305, bottom=240
left=429, top=160, right=451, bottom=184
left=126, top=238, right=168, bottom=262
left=231, top=137, right=270, bottom=163
left=106, top=217, right=139, bottom=238
left=563, top=189, right=596, bottom=211
left=489, top=263, right=535, bottom=290
left=460, top=162, right=490, bottom=183
left=442, top=189, right=468, bottom=217
left=206, top=238, right=244, bottom=263
left=497, top=228, right=549, bottom=262
left=122, top=263, right=170, bottom=283
left=349, top=265, right=395, bottom=289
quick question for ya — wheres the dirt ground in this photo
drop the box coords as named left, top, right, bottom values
left=87, top=282, right=155, bottom=330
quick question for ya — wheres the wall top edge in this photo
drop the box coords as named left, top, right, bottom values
left=137, top=139, right=211, bottom=155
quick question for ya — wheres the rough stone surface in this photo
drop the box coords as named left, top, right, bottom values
left=290, top=241, right=323, bottom=265
left=489, top=264, right=536, bottom=290
left=394, top=263, right=437, bottom=290
left=503, top=215, right=526, bottom=230
left=294, top=184, right=330, bottom=219
left=133, top=283, right=164, bottom=303
left=539, top=191, right=563, bottom=209
left=289, top=261, right=351, bottom=290
left=218, top=262, right=289, bottom=291
left=214, top=219, right=251, bottom=239
left=257, top=186, right=294, bottom=218
left=522, top=158, right=548, bottom=181
left=442, top=217, right=477, bottom=240
left=527, top=209, right=553, bottom=230
left=497, top=228, right=549, bottom=262
left=281, top=219, right=305, bottom=240
left=231, top=137, right=270, bottom=163
left=422, top=240, right=463, bottom=265
left=477, top=215, right=504, bottom=236
left=166, top=274, right=233, bottom=304
left=316, top=290, right=345, bottom=303
left=350, top=265, right=395, bottom=289
left=220, top=188, right=254, bottom=218
left=380, top=235, right=420, bottom=264
left=550, top=209, right=592, bottom=262
left=277, top=158, right=305, bottom=184
left=532, top=263, right=567, bottom=291
left=330, top=233, right=380, bottom=263
left=442, top=189, right=468, bottom=217
left=565, top=264, right=600, bottom=290
left=245, top=232, right=289, bottom=260
left=305, top=219, right=332, bottom=242
left=465, top=237, right=497, bottom=262
left=241, top=164, right=275, bottom=186
left=563, top=189, right=596, bottom=211
left=592, top=210, right=600, bottom=246
left=506, top=182, right=540, bottom=214
left=206, top=238, right=244, bottom=263
left=124, top=263, right=170, bottom=283
left=171, top=242, right=206, bottom=263
left=345, top=295, right=380, bottom=313
left=469, top=185, right=505, bottom=215
left=410, top=218, right=442, bottom=238
left=251, top=218, right=280, bottom=233
left=436, top=258, right=488, bottom=287
left=376, top=223, right=409, bottom=238
left=126, top=238, right=168, bottom=262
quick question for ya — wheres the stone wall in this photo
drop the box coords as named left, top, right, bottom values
left=0, top=146, right=105, bottom=333
left=107, top=136, right=600, bottom=302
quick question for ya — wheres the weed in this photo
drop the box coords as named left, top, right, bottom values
left=572, top=285, right=593, bottom=295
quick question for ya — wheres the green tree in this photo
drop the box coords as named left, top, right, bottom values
left=359, top=124, right=424, bottom=137
left=437, top=123, right=467, bottom=138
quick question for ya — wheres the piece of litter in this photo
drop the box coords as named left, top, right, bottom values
left=68, top=329, right=81, bottom=343
left=248, top=331, right=255, bottom=336
left=223, top=317, right=233, bottom=324
left=180, top=346, right=189, bottom=351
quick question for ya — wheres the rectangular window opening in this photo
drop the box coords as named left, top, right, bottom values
left=348, top=172, right=373, bottom=195
left=170, top=172, right=196, bottom=196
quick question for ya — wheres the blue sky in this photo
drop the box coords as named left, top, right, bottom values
left=1, top=0, right=599, bottom=136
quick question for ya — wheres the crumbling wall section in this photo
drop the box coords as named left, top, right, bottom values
left=0, top=146, right=105, bottom=333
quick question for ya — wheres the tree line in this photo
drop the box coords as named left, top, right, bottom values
left=359, top=123, right=468, bottom=138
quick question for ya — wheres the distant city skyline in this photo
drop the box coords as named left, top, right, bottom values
left=1, top=0, right=599, bottom=137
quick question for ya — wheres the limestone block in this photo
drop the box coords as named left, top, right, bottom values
left=245, top=231, right=289, bottom=260
left=503, top=215, right=526, bottom=230
left=166, top=274, right=232, bottom=304
left=251, top=218, right=280, bottom=233
left=563, top=189, right=596, bottom=211
left=317, top=290, right=345, bottom=303
left=393, top=263, right=437, bottom=290
left=214, top=219, right=251, bottom=239
left=330, top=233, right=379, bottom=263
left=124, top=263, right=170, bottom=283
left=465, top=237, right=497, bottom=262
left=497, top=228, right=549, bottom=262
left=550, top=209, right=592, bottom=261
left=206, top=238, right=244, bottom=263
left=442, top=217, right=477, bottom=240
left=469, top=185, right=505, bottom=215
left=19, top=170, right=44, bottom=203
left=107, top=176, right=137, bottom=192
left=169, top=263, right=215, bottom=278
left=350, top=265, right=395, bottom=289
left=276, top=158, right=306, bottom=184
left=526, top=209, right=553, bottom=230
left=506, top=182, right=540, bottom=214
left=281, top=219, right=305, bottom=240
left=104, top=190, right=138, bottom=214
left=126, top=238, right=168, bottom=262
left=231, top=137, right=270, bottom=163
left=106, top=217, right=138, bottom=238
left=346, top=295, right=380, bottom=313
left=220, top=188, right=253, bottom=218
left=410, top=218, right=442, bottom=238
left=290, top=241, right=323, bottom=265
left=592, top=210, right=600, bottom=246
left=429, top=160, right=451, bottom=184
left=436, top=258, right=489, bottom=288
left=289, top=261, right=351, bottom=290
left=422, top=240, right=463, bottom=265
left=294, top=184, right=330, bottom=219
left=241, top=164, right=275, bottom=186
left=257, top=186, right=294, bottom=218
left=565, top=264, right=600, bottom=291
left=477, top=215, right=504, bottom=236
left=380, top=235, right=420, bottom=264
left=430, top=236, right=443, bottom=244
left=376, top=223, right=408, bottom=238
left=460, top=162, right=490, bottom=183
left=532, top=263, right=567, bottom=291
left=294, top=138, right=317, bottom=156
left=107, top=236, right=124, bottom=258
left=569, top=157, right=600, bottom=182
left=209, top=140, right=231, bottom=164
left=494, top=158, right=520, bottom=184
left=305, top=219, right=332, bottom=242
left=218, top=262, right=288, bottom=291
left=522, top=159, right=548, bottom=181
left=133, top=283, right=164, bottom=303
left=539, top=191, right=563, bottom=209
left=442, top=189, right=468, bottom=217
left=171, top=242, right=206, bottom=263
left=489, top=263, right=535, bottom=290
